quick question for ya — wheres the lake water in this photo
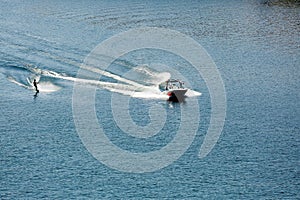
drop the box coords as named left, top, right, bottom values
left=0, top=0, right=299, bottom=199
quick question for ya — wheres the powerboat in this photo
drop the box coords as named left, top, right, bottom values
left=160, top=79, right=188, bottom=102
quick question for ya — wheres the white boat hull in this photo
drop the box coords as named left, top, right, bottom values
left=164, top=88, right=188, bottom=102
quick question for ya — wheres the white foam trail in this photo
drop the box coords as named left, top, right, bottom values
left=38, top=82, right=61, bottom=93
left=80, top=64, right=145, bottom=88
left=34, top=66, right=163, bottom=98
left=36, top=68, right=146, bottom=96
left=131, top=65, right=171, bottom=86
left=185, top=89, right=202, bottom=97
left=132, top=91, right=169, bottom=100
left=8, top=76, right=61, bottom=93
left=8, top=76, right=31, bottom=90
left=22, top=65, right=200, bottom=100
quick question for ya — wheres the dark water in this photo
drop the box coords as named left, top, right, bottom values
left=1, top=0, right=299, bottom=199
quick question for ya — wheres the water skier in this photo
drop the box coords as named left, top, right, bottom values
left=33, top=79, right=39, bottom=93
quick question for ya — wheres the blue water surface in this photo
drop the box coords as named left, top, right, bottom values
left=0, top=0, right=299, bottom=199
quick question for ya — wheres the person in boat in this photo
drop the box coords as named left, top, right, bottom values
left=165, top=80, right=169, bottom=90
left=33, top=79, right=39, bottom=93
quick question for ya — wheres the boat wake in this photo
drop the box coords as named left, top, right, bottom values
left=1, top=64, right=201, bottom=100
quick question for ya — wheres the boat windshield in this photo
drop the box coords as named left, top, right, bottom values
left=166, top=79, right=184, bottom=90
